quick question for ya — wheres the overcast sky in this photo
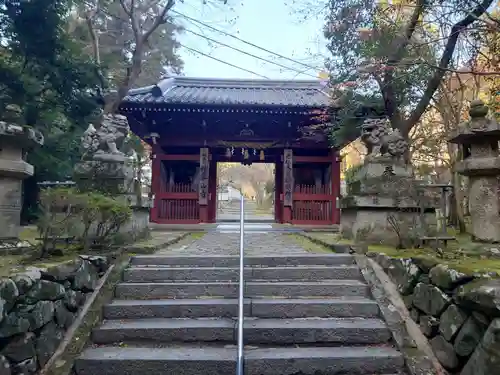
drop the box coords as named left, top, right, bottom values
left=172, top=0, right=328, bottom=80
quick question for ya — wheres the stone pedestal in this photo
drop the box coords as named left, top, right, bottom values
left=341, top=156, right=435, bottom=246
left=0, top=123, right=43, bottom=239
left=448, top=100, right=500, bottom=242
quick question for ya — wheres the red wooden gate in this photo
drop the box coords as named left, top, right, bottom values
left=155, top=183, right=200, bottom=223
left=151, top=155, right=201, bottom=224
left=291, top=184, right=334, bottom=225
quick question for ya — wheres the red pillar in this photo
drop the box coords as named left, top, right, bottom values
left=150, top=152, right=161, bottom=223
left=331, top=149, right=341, bottom=224
left=274, top=161, right=282, bottom=223
left=208, top=158, right=217, bottom=223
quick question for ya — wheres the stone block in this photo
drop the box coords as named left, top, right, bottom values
left=35, top=322, right=63, bottom=367
left=429, top=264, right=473, bottom=290
left=454, top=316, right=487, bottom=357
left=455, top=279, right=500, bottom=317
left=0, top=278, right=19, bottom=312
left=1, top=332, right=36, bottom=363
left=72, top=261, right=99, bottom=292
left=23, top=280, right=65, bottom=304
left=460, top=318, right=500, bottom=375
left=413, top=282, right=451, bottom=317
left=430, top=335, right=459, bottom=370
left=0, top=312, right=30, bottom=338
left=21, top=301, right=55, bottom=330
left=439, top=304, right=468, bottom=341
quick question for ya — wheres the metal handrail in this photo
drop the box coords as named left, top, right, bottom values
left=236, top=198, right=245, bottom=375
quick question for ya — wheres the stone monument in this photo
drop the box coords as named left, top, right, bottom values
left=448, top=100, right=500, bottom=242
left=0, top=105, right=44, bottom=239
left=74, top=114, right=150, bottom=239
left=341, top=118, right=435, bottom=246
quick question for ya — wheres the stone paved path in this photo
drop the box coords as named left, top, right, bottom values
left=157, top=232, right=307, bottom=256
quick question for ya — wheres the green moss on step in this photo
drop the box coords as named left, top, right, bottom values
left=189, top=232, right=206, bottom=240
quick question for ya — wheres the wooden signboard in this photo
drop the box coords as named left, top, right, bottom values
left=283, top=149, right=293, bottom=207
left=198, top=147, right=210, bottom=205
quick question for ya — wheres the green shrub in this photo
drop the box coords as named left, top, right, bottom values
left=37, top=187, right=131, bottom=257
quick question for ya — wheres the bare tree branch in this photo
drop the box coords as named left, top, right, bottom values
left=142, top=0, right=175, bottom=44
left=403, top=0, right=496, bottom=134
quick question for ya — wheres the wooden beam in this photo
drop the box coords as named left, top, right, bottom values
left=156, top=192, right=198, bottom=200
left=294, top=156, right=332, bottom=163
left=293, top=193, right=333, bottom=201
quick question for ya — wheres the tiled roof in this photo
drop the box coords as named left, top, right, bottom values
left=122, top=77, right=330, bottom=107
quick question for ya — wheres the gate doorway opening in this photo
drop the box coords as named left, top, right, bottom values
left=216, top=162, right=275, bottom=223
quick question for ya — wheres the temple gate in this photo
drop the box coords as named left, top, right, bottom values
left=120, top=77, right=374, bottom=225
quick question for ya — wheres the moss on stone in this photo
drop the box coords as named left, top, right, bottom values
left=307, top=231, right=500, bottom=276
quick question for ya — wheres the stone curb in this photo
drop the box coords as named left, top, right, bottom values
left=123, top=231, right=191, bottom=253
left=355, top=255, right=447, bottom=375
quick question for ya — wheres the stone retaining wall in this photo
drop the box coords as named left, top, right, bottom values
left=0, top=255, right=109, bottom=374
left=367, top=252, right=500, bottom=375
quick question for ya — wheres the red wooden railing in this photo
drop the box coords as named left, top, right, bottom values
left=294, top=184, right=330, bottom=194
left=164, top=183, right=193, bottom=193
left=292, top=201, right=332, bottom=222
left=157, top=199, right=200, bottom=222
left=154, top=182, right=200, bottom=223
left=291, top=184, right=334, bottom=225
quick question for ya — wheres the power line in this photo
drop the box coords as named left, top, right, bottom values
left=183, top=28, right=319, bottom=79
left=179, top=43, right=270, bottom=79
left=171, top=9, right=324, bottom=73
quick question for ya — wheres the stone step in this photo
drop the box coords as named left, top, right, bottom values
left=76, top=345, right=404, bottom=375
left=130, top=254, right=355, bottom=267
left=114, top=280, right=370, bottom=299
left=103, top=297, right=380, bottom=319
left=123, top=266, right=362, bottom=282
left=92, top=317, right=391, bottom=345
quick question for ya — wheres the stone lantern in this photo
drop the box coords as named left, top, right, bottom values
left=0, top=105, right=44, bottom=240
left=448, top=99, right=500, bottom=242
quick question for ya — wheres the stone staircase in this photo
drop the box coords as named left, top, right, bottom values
left=75, top=254, right=404, bottom=374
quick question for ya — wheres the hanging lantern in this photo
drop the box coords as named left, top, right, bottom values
left=244, top=148, right=249, bottom=159
left=225, top=148, right=231, bottom=158
left=260, top=150, right=265, bottom=161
